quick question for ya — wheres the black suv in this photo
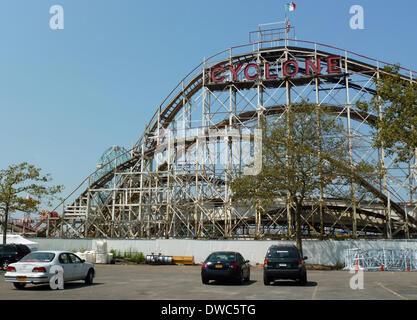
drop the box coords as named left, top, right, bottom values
left=263, top=245, right=308, bottom=286
left=0, top=244, right=31, bottom=270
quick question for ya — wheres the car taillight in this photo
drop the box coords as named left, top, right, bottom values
left=298, top=259, right=303, bottom=266
left=32, top=267, right=47, bottom=273
left=231, top=262, right=238, bottom=269
left=6, top=266, right=16, bottom=272
left=264, top=259, right=268, bottom=266
left=202, top=262, right=207, bottom=269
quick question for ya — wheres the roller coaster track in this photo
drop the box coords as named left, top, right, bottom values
left=49, top=39, right=417, bottom=238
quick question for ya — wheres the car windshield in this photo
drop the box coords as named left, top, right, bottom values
left=267, top=247, right=299, bottom=258
left=208, top=253, right=236, bottom=262
left=20, top=252, right=55, bottom=262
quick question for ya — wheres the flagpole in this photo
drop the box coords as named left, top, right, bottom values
left=284, top=3, right=288, bottom=44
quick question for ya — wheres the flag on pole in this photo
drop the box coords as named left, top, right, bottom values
left=285, top=2, right=296, bottom=12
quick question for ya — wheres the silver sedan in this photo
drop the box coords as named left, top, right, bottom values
left=4, top=250, right=95, bottom=290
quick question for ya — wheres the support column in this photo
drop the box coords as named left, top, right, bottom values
left=256, top=70, right=264, bottom=239
left=110, top=157, right=117, bottom=238
left=138, top=144, right=145, bottom=237
left=284, top=50, right=293, bottom=238
left=85, top=190, right=91, bottom=238
left=376, top=65, right=392, bottom=239
left=345, top=52, right=357, bottom=238
left=165, top=131, right=171, bottom=239
left=60, top=201, right=65, bottom=238
left=314, top=49, right=324, bottom=238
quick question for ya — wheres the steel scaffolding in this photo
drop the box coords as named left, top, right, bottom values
left=344, top=247, right=417, bottom=271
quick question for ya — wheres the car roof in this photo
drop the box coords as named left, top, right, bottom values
left=210, top=251, right=238, bottom=254
left=29, top=250, right=72, bottom=254
left=268, top=245, right=298, bottom=249
left=0, top=244, right=29, bottom=247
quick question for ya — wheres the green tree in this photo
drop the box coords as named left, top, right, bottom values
left=231, top=102, right=373, bottom=255
left=0, top=162, right=63, bottom=244
left=357, top=65, right=417, bottom=162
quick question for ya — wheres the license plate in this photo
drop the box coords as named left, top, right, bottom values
left=17, top=277, right=27, bottom=282
left=279, top=263, right=287, bottom=267
left=215, top=264, right=223, bottom=269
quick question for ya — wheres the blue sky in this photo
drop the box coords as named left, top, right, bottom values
left=0, top=0, right=416, bottom=211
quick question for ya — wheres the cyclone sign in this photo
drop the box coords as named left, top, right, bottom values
left=210, top=55, right=342, bottom=83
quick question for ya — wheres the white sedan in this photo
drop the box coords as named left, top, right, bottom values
left=4, top=250, right=95, bottom=290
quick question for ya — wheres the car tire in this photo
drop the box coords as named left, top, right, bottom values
left=1, top=260, right=10, bottom=271
left=263, top=275, right=271, bottom=286
left=237, top=270, right=245, bottom=285
left=244, top=270, right=250, bottom=282
left=13, top=283, right=26, bottom=290
left=298, top=272, right=307, bottom=286
left=202, top=276, right=209, bottom=285
left=85, top=269, right=94, bottom=285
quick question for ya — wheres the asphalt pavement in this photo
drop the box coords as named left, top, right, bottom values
left=1, top=265, right=417, bottom=300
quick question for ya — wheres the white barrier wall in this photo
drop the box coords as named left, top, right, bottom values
left=32, top=238, right=417, bottom=266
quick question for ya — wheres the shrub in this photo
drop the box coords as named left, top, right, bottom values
left=134, top=252, right=145, bottom=264
left=109, top=249, right=123, bottom=259
left=108, top=249, right=144, bottom=263
left=124, top=249, right=133, bottom=259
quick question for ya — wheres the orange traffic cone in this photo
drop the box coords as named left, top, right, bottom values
left=356, top=261, right=359, bottom=271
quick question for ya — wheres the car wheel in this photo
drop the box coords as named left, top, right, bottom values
left=1, top=260, right=10, bottom=271
left=263, top=275, right=271, bottom=286
left=13, top=283, right=26, bottom=290
left=244, top=270, right=250, bottom=282
left=298, top=272, right=307, bottom=286
left=201, top=276, right=209, bottom=285
left=237, top=270, right=245, bottom=285
left=85, top=269, right=94, bottom=285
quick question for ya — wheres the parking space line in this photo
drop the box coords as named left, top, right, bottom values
left=311, top=284, right=318, bottom=300
left=376, top=282, right=408, bottom=300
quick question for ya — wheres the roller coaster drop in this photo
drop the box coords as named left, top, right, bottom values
left=41, top=26, right=417, bottom=240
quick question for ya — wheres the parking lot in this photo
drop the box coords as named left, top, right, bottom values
left=1, top=264, right=417, bottom=300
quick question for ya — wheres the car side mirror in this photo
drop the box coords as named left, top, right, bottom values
left=245, top=260, right=250, bottom=264
left=303, top=256, right=308, bottom=260
left=82, top=259, right=86, bottom=263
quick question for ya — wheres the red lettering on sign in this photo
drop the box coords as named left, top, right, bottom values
left=305, top=58, right=322, bottom=75
left=244, top=63, right=259, bottom=80
left=283, top=60, right=299, bottom=77
left=211, top=67, right=226, bottom=82
left=209, top=55, right=345, bottom=83
left=228, top=64, right=243, bottom=81
left=265, top=62, right=278, bottom=79
left=327, top=56, right=342, bottom=74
